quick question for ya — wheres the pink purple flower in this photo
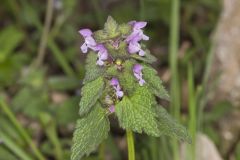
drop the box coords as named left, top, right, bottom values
left=95, top=44, right=108, bottom=66
left=126, top=21, right=149, bottom=56
left=79, top=29, right=97, bottom=53
left=108, top=105, right=115, bottom=113
left=79, top=29, right=109, bottom=65
left=133, top=64, right=145, bottom=86
left=110, top=78, right=124, bottom=98
left=128, top=41, right=145, bottom=56
left=126, top=21, right=149, bottom=43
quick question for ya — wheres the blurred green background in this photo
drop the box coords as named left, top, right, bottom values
left=0, top=0, right=239, bottom=160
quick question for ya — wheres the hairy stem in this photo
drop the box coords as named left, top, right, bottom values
left=126, top=129, right=135, bottom=160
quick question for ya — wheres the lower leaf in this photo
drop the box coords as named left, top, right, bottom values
left=115, top=87, right=159, bottom=136
left=71, top=103, right=110, bottom=160
left=156, top=105, right=191, bottom=143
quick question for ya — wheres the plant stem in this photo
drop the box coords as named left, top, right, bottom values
left=0, top=131, right=34, bottom=160
left=39, top=113, right=63, bottom=160
left=99, top=142, right=105, bottom=160
left=187, top=62, right=196, bottom=160
left=21, top=1, right=75, bottom=77
left=126, top=129, right=135, bottom=160
left=0, top=98, right=46, bottom=160
left=198, top=46, right=214, bottom=130
left=35, top=0, right=54, bottom=67
left=169, top=0, right=181, bottom=159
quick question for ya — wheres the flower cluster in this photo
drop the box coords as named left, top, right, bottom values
left=79, top=29, right=108, bottom=66
left=79, top=21, right=149, bottom=64
left=79, top=20, right=148, bottom=112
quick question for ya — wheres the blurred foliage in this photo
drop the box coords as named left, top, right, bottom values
left=1, top=0, right=237, bottom=160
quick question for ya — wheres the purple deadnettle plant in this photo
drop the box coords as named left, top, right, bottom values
left=71, top=16, right=191, bottom=160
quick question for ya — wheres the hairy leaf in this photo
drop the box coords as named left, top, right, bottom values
left=156, top=106, right=191, bottom=143
left=104, top=16, right=119, bottom=38
left=83, top=52, right=105, bottom=84
left=131, top=50, right=157, bottom=64
left=79, top=77, right=105, bottom=116
left=115, top=87, right=159, bottom=136
left=118, top=23, right=131, bottom=35
left=71, top=104, right=110, bottom=160
left=142, top=65, right=169, bottom=100
left=118, top=60, right=138, bottom=95
left=94, top=30, right=109, bottom=42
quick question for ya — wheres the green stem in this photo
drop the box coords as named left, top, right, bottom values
left=0, top=131, right=34, bottom=160
left=39, top=113, right=63, bottom=160
left=35, top=0, right=54, bottom=67
left=169, top=0, right=181, bottom=159
left=126, top=129, right=135, bottom=160
left=198, top=46, right=214, bottom=130
left=99, top=143, right=105, bottom=160
left=187, top=62, right=196, bottom=160
left=0, top=98, right=46, bottom=160
left=47, top=39, right=75, bottom=77
left=20, top=1, right=75, bottom=77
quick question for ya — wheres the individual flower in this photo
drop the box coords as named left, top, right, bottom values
left=126, top=21, right=149, bottom=43
left=108, top=105, right=115, bottom=113
left=95, top=44, right=108, bottom=66
left=128, top=40, right=145, bottom=56
left=125, top=21, right=149, bottom=56
left=110, top=78, right=124, bottom=98
left=79, top=29, right=97, bottom=53
left=133, top=64, right=145, bottom=86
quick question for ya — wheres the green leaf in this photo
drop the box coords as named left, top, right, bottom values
left=0, top=26, right=24, bottom=62
left=130, top=50, right=157, bottom=64
left=71, top=104, right=110, bottom=160
left=106, top=65, right=118, bottom=77
left=156, top=106, right=191, bottom=143
left=104, top=16, right=119, bottom=38
left=83, top=52, right=105, bottom=84
left=79, top=77, right=105, bottom=116
left=115, top=87, right=159, bottom=136
left=118, top=23, right=131, bottom=35
left=142, top=65, right=169, bottom=100
left=94, top=30, right=109, bottom=42
left=118, top=60, right=138, bottom=95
